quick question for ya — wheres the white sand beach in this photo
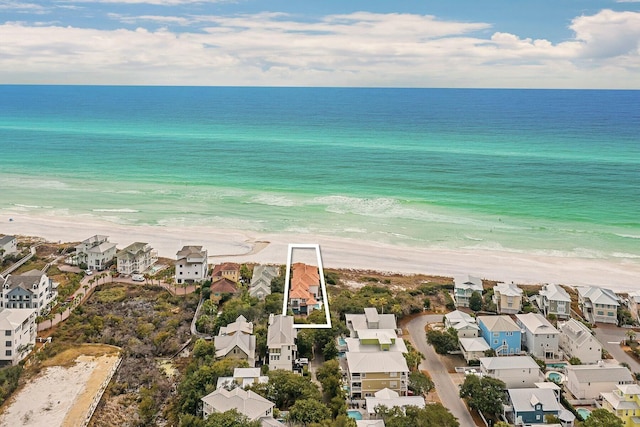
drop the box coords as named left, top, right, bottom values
left=2, top=212, right=640, bottom=292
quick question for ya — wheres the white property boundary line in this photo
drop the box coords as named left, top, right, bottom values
left=282, top=244, right=332, bottom=329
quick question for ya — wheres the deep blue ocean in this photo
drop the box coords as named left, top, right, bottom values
left=0, top=85, right=638, bottom=260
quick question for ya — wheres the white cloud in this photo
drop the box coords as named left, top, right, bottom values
left=0, top=10, right=639, bottom=88
left=0, top=1, right=48, bottom=13
left=64, top=0, right=234, bottom=5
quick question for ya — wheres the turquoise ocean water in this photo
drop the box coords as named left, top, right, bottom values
left=0, top=86, right=638, bottom=261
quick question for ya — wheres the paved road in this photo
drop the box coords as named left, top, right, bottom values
left=405, top=314, right=478, bottom=427
left=593, top=324, right=640, bottom=373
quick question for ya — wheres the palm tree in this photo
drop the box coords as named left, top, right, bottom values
left=626, top=330, right=637, bottom=345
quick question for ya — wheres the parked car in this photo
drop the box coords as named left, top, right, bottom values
left=131, top=274, right=145, bottom=282
left=85, top=269, right=93, bottom=275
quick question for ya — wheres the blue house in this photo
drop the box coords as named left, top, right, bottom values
left=477, top=315, right=521, bottom=356
left=507, top=388, right=575, bottom=426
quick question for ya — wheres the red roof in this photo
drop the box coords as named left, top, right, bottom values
left=210, top=277, right=239, bottom=294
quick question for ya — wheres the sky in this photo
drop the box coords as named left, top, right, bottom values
left=1, top=0, right=640, bottom=88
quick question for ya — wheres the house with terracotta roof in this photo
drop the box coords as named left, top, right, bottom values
left=210, top=278, right=239, bottom=298
left=288, top=263, right=322, bottom=315
left=175, top=245, right=208, bottom=285
left=211, top=262, right=240, bottom=283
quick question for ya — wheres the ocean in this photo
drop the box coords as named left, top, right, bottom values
left=0, top=85, right=639, bottom=262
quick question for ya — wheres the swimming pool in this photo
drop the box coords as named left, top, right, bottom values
left=546, top=363, right=567, bottom=370
left=347, top=410, right=363, bottom=420
left=577, top=408, right=591, bottom=420
left=546, top=370, right=566, bottom=383
left=338, top=337, right=347, bottom=346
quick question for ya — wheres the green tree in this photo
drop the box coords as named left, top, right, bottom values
left=287, top=399, right=331, bottom=426
left=469, top=291, right=482, bottom=312
left=249, top=369, right=321, bottom=410
left=409, top=371, right=434, bottom=395
left=200, top=409, right=260, bottom=427
left=459, top=375, right=506, bottom=418
left=568, top=356, right=582, bottom=365
left=322, top=339, right=339, bottom=361
left=426, top=328, right=458, bottom=354
left=377, top=404, right=459, bottom=427
left=583, top=408, right=623, bottom=427
left=404, top=342, right=425, bottom=371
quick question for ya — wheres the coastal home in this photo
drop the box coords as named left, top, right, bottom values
left=479, top=356, right=542, bottom=389
left=477, top=315, right=522, bottom=356
left=444, top=310, right=479, bottom=338
left=365, top=388, right=425, bottom=418
left=537, top=283, right=572, bottom=320
left=344, top=330, right=408, bottom=354
left=0, top=308, right=37, bottom=366
left=211, top=262, right=240, bottom=283
left=493, top=282, right=524, bottom=314
left=249, top=265, right=279, bottom=300
left=505, top=388, right=575, bottom=427
left=557, top=319, right=602, bottom=365
left=0, top=236, right=18, bottom=258
left=454, top=275, right=483, bottom=308
left=115, top=242, right=157, bottom=275
left=346, top=351, right=409, bottom=398
left=565, top=363, right=634, bottom=400
left=1, top=269, right=56, bottom=315
left=216, top=367, right=268, bottom=390
left=628, top=291, right=640, bottom=324
left=74, top=235, right=117, bottom=271
left=210, top=278, right=239, bottom=298
left=459, top=337, right=491, bottom=363
left=201, top=387, right=283, bottom=425
left=577, top=286, right=619, bottom=325
left=516, top=313, right=560, bottom=360
left=175, top=245, right=208, bottom=285
left=288, top=263, right=322, bottom=315
left=267, top=314, right=297, bottom=371
left=214, top=315, right=256, bottom=367
left=345, top=307, right=398, bottom=338
left=601, top=384, right=640, bottom=426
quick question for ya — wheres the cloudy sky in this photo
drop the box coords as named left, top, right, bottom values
left=1, top=0, right=640, bottom=88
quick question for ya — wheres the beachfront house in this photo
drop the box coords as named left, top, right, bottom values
left=444, top=310, right=479, bottom=338
left=515, top=313, right=560, bottom=360
left=249, top=265, right=279, bottom=300
left=175, top=245, right=208, bottom=285
left=577, top=286, right=619, bottom=325
left=537, top=283, right=572, bottom=320
left=454, top=275, right=483, bottom=308
left=201, top=387, right=282, bottom=425
left=0, top=308, right=37, bottom=366
left=557, top=318, right=602, bottom=365
left=0, top=269, right=56, bottom=315
left=74, top=235, right=117, bottom=271
left=565, top=363, right=634, bottom=400
left=0, top=236, right=18, bottom=258
left=346, top=351, right=409, bottom=398
left=267, top=314, right=297, bottom=371
left=505, top=387, right=574, bottom=427
left=477, top=315, right=521, bottom=356
left=211, top=262, right=240, bottom=283
left=601, top=384, right=640, bottom=426
left=479, top=356, right=542, bottom=388
left=493, top=282, right=524, bottom=314
left=115, top=242, right=157, bottom=275
left=345, top=307, right=398, bottom=338
left=288, top=262, right=322, bottom=315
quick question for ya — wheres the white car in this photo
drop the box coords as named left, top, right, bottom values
left=131, top=274, right=145, bottom=282
left=85, top=269, right=93, bottom=275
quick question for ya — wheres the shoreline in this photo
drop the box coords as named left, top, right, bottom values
left=2, top=212, right=640, bottom=292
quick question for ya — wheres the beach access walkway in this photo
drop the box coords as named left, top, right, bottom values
left=38, top=270, right=197, bottom=332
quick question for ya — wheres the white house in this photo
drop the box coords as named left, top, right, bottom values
left=74, top=235, right=117, bottom=271
left=557, top=319, right=602, bottom=365
left=345, top=308, right=398, bottom=338
left=1, top=270, right=56, bottom=315
left=201, top=387, right=282, bottom=425
left=267, top=314, right=297, bottom=371
left=444, top=310, right=479, bottom=338
left=216, top=367, right=268, bottom=390
left=459, top=337, right=490, bottom=363
left=0, top=308, right=37, bottom=366
left=0, top=236, right=18, bottom=258
left=537, top=284, right=572, bottom=319
left=249, top=265, right=279, bottom=300
left=479, top=356, right=542, bottom=389
left=577, top=286, right=619, bottom=325
left=565, top=363, right=634, bottom=400
left=175, top=246, right=208, bottom=285
left=116, top=242, right=158, bottom=275
left=365, top=388, right=425, bottom=418
left=515, top=313, right=560, bottom=360
left=214, top=315, right=256, bottom=367
left=454, top=275, right=483, bottom=308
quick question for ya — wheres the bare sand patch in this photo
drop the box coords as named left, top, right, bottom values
left=0, top=347, right=121, bottom=427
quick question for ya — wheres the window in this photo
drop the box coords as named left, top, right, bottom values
left=5, top=341, right=10, bottom=347
left=5, top=350, right=11, bottom=356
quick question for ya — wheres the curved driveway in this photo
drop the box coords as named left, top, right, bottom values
left=405, top=314, right=478, bottom=427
